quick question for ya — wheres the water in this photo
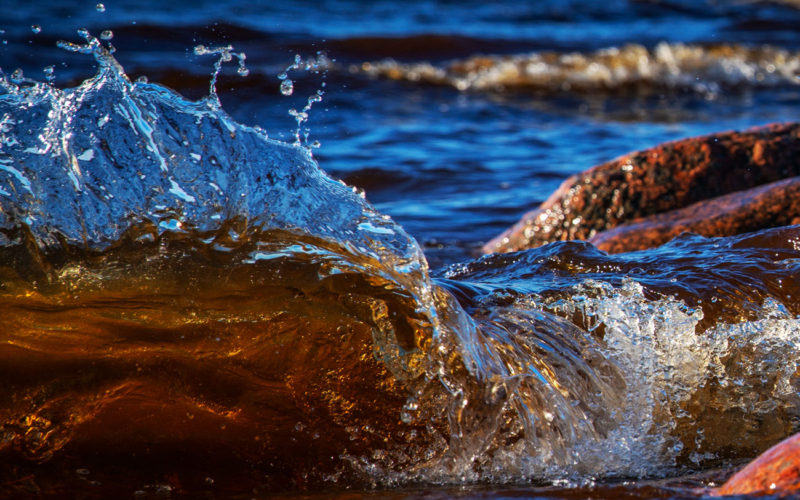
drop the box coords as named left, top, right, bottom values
left=2, top=1, right=800, bottom=498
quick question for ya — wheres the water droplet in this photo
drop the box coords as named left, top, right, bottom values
left=277, top=72, right=287, bottom=81
left=77, top=28, right=90, bottom=39
left=100, top=30, right=113, bottom=40
left=136, top=75, right=148, bottom=84
left=10, top=69, right=23, bottom=83
left=280, top=79, right=294, bottom=96
left=237, top=66, right=250, bottom=77
left=96, top=3, right=106, bottom=12
left=42, top=65, right=55, bottom=83
left=31, top=25, right=41, bottom=35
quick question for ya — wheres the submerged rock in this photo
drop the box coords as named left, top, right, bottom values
left=484, top=123, right=800, bottom=254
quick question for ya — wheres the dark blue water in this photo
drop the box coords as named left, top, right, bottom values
left=4, top=0, right=800, bottom=267
left=3, top=2, right=800, bottom=498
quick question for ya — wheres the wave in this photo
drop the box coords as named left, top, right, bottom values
left=351, top=42, right=800, bottom=94
left=3, top=31, right=800, bottom=496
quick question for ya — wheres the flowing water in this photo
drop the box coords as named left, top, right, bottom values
left=2, top=1, right=800, bottom=498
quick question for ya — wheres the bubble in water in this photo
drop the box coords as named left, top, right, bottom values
left=96, top=3, right=106, bottom=12
left=31, top=25, right=42, bottom=34
left=100, top=30, right=113, bottom=41
left=77, top=28, right=90, bottom=39
left=279, top=79, right=294, bottom=96
left=10, top=69, right=24, bottom=83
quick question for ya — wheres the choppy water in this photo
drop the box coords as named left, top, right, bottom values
left=2, top=1, right=800, bottom=498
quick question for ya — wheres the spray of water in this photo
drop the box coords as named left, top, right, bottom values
left=193, top=44, right=249, bottom=109
left=278, top=52, right=331, bottom=149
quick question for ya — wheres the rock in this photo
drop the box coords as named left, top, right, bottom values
left=714, top=432, right=800, bottom=496
left=589, top=176, right=800, bottom=253
left=483, top=122, right=800, bottom=254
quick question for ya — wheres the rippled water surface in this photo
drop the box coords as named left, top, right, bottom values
left=2, top=1, right=800, bottom=498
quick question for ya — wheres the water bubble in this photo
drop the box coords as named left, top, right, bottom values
left=100, top=30, right=113, bottom=41
left=77, top=28, right=90, bottom=39
left=10, top=69, right=24, bottom=83
left=31, top=25, right=42, bottom=35
left=96, top=3, right=106, bottom=12
left=279, top=79, right=294, bottom=96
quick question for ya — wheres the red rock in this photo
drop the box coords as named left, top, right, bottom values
left=483, top=123, right=800, bottom=254
left=714, top=432, right=800, bottom=496
left=589, top=176, right=800, bottom=253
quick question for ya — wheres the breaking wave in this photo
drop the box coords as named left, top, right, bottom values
left=2, top=31, right=800, bottom=496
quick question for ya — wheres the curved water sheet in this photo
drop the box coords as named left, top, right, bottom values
left=0, top=40, right=622, bottom=492
left=441, top=227, right=800, bottom=482
left=0, top=37, right=452, bottom=495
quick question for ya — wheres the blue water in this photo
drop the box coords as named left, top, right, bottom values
left=3, top=0, right=800, bottom=266
left=3, top=2, right=800, bottom=497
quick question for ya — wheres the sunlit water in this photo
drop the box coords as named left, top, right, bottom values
left=2, top=1, right=800, bottom=498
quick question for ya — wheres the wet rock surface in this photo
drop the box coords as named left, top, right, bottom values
left=589, top=176, right=800, bottom=253
left=484, top=122, right=800, bottom=254
left=714, top=432, right=800, bottom=496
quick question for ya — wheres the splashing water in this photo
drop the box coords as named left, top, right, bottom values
left=276, top=52, right=330, bottom=148
left=2, top=23, right=800, bottom=497
left=193, top=44, right=249, bottom=108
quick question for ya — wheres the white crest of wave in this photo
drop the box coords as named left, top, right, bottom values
left=354, top=42, right=800, bottom=94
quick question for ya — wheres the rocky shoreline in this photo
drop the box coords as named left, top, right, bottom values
left=484, top=122, right=800, bottom=255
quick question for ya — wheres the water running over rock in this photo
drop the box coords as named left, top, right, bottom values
left=2, top=29, right=800, bottom=498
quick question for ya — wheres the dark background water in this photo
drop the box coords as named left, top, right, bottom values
left=2, top=0, right=800, bottom=267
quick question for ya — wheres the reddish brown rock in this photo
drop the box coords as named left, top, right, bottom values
left=589, top=176, right=800, bottom=253
left=714, top=432, right=800, bottom=496
left=483, top=122, right=800, bottom=254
